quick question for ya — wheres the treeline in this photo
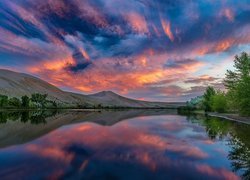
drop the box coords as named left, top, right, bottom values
left=0, top=93, right=57, bottom=109
left=180, top=52, right=250, bottom=116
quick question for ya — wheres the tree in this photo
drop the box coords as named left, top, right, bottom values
left=211, top=91, right=227, bottom=113
left=0, top=95, right=8, bottom=107
left=8, top=97, right=21, bottom=107
left=224, top=52, right=250, bottom=116
left=21, top=95, right=30, bottom=108
left=31, top=93, right=48, bottom=108
left=203, top=86, right=216, bottom=112
left=187, top=96, right=204, bottom=109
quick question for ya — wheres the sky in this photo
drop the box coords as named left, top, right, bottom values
left=0, top=0, right=250, bottom=102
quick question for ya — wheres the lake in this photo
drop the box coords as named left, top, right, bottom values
left=0, top=110, right=249, bottom=179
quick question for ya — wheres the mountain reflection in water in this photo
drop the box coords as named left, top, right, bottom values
left=0, top=110, right=249, bottom=180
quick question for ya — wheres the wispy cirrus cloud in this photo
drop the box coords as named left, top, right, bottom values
left=0, top=0, right=250, bottom=101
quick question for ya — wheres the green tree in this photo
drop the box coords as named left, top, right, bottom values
left=21, top=95, right=30, bottom=108
left=8, top=97, right=21, bottom=107
left=203, top=86, right=216, bottom=112
left=226, top=90, right=238, bottom=112
left=31, top=93, right=48, bottom=108
left=0, top=95, right=8, bottom=107
left=187, top=96, right=204, bottom=110
left=224, top=52, right=250, bottom=116
left=211, top=91, right=227, bottom=113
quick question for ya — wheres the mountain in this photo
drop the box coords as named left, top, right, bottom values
left=0, top=69, right=84, bottom=107
left=87, top=91, right=183, bottom=108
left=0, top=69, right=185, bottom=108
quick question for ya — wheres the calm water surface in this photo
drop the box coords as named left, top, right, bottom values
left=0, top=110, right=249, bottom=180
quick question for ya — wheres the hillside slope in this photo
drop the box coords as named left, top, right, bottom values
left=0, top=69, right=85, bottom=107
left=0, top=69, right=185, bottom=108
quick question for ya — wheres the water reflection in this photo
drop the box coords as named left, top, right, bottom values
left=186, top=114, right=250, bottom=179
left=0, top=109, right=176, bottom=148
left=0, top=110, right=58, bottom=124
left=0, top=110, right=249, bottom=179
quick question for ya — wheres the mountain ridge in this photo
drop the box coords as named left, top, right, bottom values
left=0, top=69, right=185, bottom=108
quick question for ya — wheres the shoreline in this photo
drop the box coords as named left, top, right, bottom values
left=207, top=112, right=250, bottom=125
left=0, top=107, right=179, bottom=111
left=1, top=108, right=249, bottom=125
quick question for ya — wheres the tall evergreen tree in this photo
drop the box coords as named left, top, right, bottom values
left=224, top=52, right=250, bottom=115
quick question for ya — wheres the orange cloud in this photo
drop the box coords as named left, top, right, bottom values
left=191, top=38, right=237, bottom=56
left=215, top=39, right=233, bottom=52
left=126, top=12, right=149, bottom=34
left=79, top=48, right=90, bottom=61
left=161, top=19, right=174, bottom=41
left=196, top=164, right=239, bottom=180
left=27, top=57, right=74, bottom=73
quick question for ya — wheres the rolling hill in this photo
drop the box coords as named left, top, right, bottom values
left=0, top=69, right=185, bottom=108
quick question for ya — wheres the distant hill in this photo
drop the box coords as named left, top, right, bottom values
left=0, top=69, right=185, bottom=108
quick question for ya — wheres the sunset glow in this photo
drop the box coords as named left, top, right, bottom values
left=0, top=0, right=250, bottom=101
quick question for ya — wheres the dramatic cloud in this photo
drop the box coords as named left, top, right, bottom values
left=0, top=0, right=250, bottom=101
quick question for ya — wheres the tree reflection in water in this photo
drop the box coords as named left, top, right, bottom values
left=228, top=127, right=250, bottom=179
left=185, top=114, right=250, bottom=179
left=0, top=110, right=58, bottom=124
